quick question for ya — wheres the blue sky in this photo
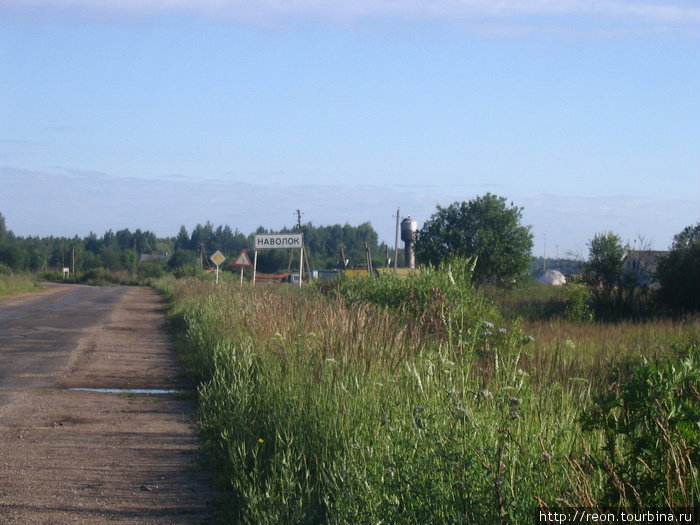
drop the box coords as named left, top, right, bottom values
left=1, top=1, right=699, bottom=258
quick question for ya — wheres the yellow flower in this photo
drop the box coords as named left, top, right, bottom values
left=257, top=438, right=264, bottom=444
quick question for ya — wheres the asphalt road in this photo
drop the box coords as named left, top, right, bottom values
left=0, top=284, right=126, bottom=395
left=0, top=284, right=212, bottom=523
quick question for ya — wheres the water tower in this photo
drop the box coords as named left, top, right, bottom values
left=400, top=217, right=418, bottom=269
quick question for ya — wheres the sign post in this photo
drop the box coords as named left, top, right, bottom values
left=253, top=234, right=304, bottom=287
left=232, top=249, right=253, bottom=285
left=210, top=250, right=226, bottom=284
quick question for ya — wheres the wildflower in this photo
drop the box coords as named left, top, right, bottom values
left=453, top=403, right=473, bottom=421
left=509, top=397, right=522, bottom=420
left=483, top=321, right=495, bottom=329
left=478, top=389, right=493, bottom=400
left=257, top=438, right=264, bottom=444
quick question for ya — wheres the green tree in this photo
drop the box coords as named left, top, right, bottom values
left=657, top=221, right=700, bottom=311
left=175, top=226, right=191, bottom=251
left=585, top=231, right=627, bottom=305
left=99, top=247, right=122, bottom=271
left=0, top=212, right=6, bottom=245
left=115, top=228, right=134, bottom=250
left=191, top=222, right=215, bottom=255
left=133, top=229, right=157, bottom=254
left=167, top=249, right=198, bottom=271
left=413, top=194, right=533, bottom=285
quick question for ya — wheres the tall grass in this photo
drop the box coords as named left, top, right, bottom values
left=159, top=266, right=699, bottom=523
left=0, top=273, right=41, bottom=297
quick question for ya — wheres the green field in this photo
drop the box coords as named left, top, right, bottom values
left=157, top=266, right=700, bottom=524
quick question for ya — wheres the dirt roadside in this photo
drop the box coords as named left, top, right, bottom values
left=0, top=286, right=213, bottom=524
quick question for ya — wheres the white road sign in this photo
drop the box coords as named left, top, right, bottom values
left=233, top=249, right=252, bottom=267
left=254, top=234, right=303, bottom=250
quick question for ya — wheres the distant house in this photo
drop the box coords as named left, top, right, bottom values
left=622, top=250, right=668, bottom=288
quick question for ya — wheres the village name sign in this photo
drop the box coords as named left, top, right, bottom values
left=252, top=233, right=304, bottom=286
left=254, top=234, right=303, bottom=250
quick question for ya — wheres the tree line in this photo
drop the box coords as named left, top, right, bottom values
left=2, top=193, right=698, bottom=312
left=0, top=213, right=391, bottom=276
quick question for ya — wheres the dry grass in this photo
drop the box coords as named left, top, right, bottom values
left=520, top=316, right=700, bottom=387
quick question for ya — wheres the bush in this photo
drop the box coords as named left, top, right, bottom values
left=172, top=264, right=206, bottom=279
left=580, top=352, right=700, bottom=507
left=564, top=285, right=594, bottom=322
left=37, top=270, right=65, bottom=282
left=317, top=257, right=499, bottom=341
left=137, top=261, right=165, bottom=280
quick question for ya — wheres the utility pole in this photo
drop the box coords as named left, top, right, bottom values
left=364, top=242, right=373, bottom=274
left=339, top=244, right=347, bottom=270
left=294, top=209, right=311, bottom=282
left=393, top=208, right=400, bottom=271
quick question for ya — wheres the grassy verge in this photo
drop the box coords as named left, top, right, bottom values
left=158, top=265, right=699, bottom=524
left=0, top=273, right=42, bottom=298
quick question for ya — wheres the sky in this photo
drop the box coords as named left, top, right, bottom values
left=1, top=0, right=699, bottom=259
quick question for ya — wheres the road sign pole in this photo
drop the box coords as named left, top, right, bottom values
left=253, top=250, right=258, bottom=286
left=231, top=249, right=252, bottom=286
left=210, top=251, right=226, bottom=285
left=299, top=245, right=303, bottom=288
